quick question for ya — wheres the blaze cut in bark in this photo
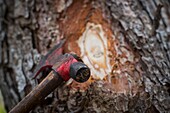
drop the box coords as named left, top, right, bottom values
left=59, top=0, right=142, bottom=95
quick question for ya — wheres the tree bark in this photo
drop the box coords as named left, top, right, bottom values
left=0, top=0, right=170, bottom=113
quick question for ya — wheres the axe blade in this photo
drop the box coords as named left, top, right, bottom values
left=33, top=39, right=66, bottom=79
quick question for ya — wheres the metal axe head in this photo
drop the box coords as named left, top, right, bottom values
left=33, top=39, right=90, bottom=83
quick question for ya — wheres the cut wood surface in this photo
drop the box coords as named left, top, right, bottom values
left=0, top=0, right=170, bottom=113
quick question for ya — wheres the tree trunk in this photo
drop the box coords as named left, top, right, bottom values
left=0, top=0, right=170, bottom=113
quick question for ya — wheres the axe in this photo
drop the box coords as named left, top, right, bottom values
left=9, top=40, right=90, bottom=113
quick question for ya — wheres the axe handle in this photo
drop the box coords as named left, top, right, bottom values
left=9, top=70, right=63, bottom=113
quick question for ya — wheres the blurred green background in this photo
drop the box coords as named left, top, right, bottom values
left=0, top=91, right=6, bottom=113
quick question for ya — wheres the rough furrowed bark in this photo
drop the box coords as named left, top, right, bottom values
left=0, top=0, right=39, bottom=111
left=0, top=0, right=169, bottom=113
left=104, top=0, right=170, bottom=112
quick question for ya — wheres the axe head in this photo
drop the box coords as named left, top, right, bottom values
left=33, top=39, right=90, bottom=83
left=33, top=39, right=66, bottom=79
